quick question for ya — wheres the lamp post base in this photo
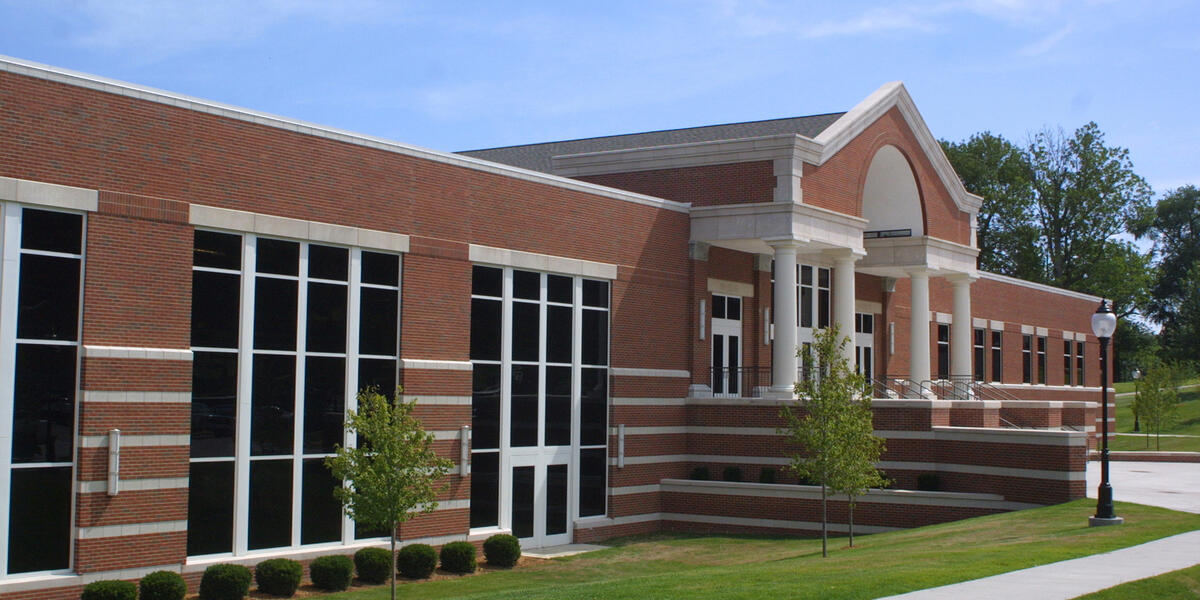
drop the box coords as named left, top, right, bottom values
left=1089, top=516, right=1125, bottom=527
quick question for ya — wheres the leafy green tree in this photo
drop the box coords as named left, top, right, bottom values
left=1130, top=185, right=1200, bottom=360
left=940, top=132, right=1037, bottom=274
left=1133, top=362, right=1181, bottom=450
left=1114, top=319, right=1160, bottom=382
left=326, top=388, right=453, bottom=600
left=780, top=325, right=885, bottom=557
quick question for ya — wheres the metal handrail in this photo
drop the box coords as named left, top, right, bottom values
left=710, top=366, right=772, bottom=398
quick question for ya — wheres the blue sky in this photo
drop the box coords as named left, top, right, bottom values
left=1, top=0, right=1196, bottom=193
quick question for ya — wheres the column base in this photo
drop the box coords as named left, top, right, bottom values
left=687, top=384, right=713, bottom=398
left=763, top=387, right=797, bottom=401
left=1088, top=516, right=1124, bottom=527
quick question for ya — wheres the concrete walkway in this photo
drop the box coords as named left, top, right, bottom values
left=879, top=461, right=1200, bottom=599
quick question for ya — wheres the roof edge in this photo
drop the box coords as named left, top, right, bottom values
left=0, top=54, right=690, bottom=215
left=979, top=271, right=1103, bottom=303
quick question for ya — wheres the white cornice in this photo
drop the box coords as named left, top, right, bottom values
left=552, top=134, right=814, bottom=177
left=0, top=54, right=690, bottom=215
left=814, top=82, right=982, bottom=215
left=979, top=271, right=1102, bottom=303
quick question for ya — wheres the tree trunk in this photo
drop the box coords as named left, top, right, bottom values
left=390, top=522, right=397, bottom=600
left=848, top=499, right=855, bottom=548
left=821, top=483, right=828, bottom=558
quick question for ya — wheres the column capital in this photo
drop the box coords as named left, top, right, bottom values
left=823, top=247, right=866, bottom=263
left=907, top=268, right=931, bottom=279
left=763, top=236, right=806, bottom=250
left=945, top=271, right=979, bottom=285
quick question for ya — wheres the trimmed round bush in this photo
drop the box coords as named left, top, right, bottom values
left=917, top=473, right=941, bottom=491
left=758, top=468, right=776, bottom=484
left=438, top=541, right=477, bottom=574
left=396, top=544, right=437, bottom=579
left=81, top=580, right=137, bottom=600
left=139, top=570, right=187, bottom=600
left=309, top=555, right=354, bottom=592
left=254, top=558, right=302, bottom=597
left=199, top=564, right=252, bottom=600
left=354, top=547, right=392, bottom=584
left=482, top=534, right=521, bottom=568
left=689, top=466, right=710, bottom=480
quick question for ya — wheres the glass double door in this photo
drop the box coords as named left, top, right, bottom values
left=711, top=294, right=742, bottom=396
left=508, top=446, right=572, bottom=548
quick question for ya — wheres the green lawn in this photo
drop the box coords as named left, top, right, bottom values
left=323, top=501, right=1200, bottom=600
left=1113, top=389, right=1200, bottom=452
left=1073, top=564, right=1200, bottom=599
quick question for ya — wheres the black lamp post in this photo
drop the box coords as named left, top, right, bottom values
left=1089, top=299, right=1123, bottom=526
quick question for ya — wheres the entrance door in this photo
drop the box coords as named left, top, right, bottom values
left=855, top=313, right=875, bottom=382
left=711, top=294, right=742, bottom=396
left=509, top=446, right=572, bottom=548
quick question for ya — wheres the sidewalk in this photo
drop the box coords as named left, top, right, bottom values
left=879, top=530, right=1200, bottom=599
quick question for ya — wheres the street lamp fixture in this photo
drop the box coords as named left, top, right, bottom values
left=1089, top=299, right=1123, bottom=526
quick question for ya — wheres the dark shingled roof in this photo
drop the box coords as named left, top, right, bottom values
left=458, top=113, right=846, bottom=174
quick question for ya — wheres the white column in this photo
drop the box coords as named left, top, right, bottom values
left=769, top=241, right=800, bottom=397
left=949, top=274, right=975, bottom=381
left=831, top=251, right=859, bottom=365
left=908, top=269, right=931, bottom=389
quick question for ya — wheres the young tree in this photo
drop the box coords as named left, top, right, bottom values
left=326, top=388, right=453, bottom=600
left=1133, top=362, right=1180, bottom=450
left=780, top=325, right=886, bottom=556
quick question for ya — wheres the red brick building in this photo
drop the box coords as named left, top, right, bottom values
left=0, top=56, right=1107, bottom=597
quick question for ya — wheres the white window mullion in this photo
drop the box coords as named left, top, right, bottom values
left=292, top=244, right=309, bottom=550
left=234, top=236, right=258, bottom=555
left=0, top=204, right=18, bottom=577
left=569, top=276, right=583, bottom=529
left=342, top=248, right=362, bottom=544
left=498, top=268, right=513, bottom=532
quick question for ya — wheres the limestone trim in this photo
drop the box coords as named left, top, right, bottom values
left=81, top=391, right=191, bottom=403
left=979, top=271, right=1102, bottom=303
left=398, top=358, right=473, bottom=371
left=0, top=55, right=689, bottom=215
left=77, top=520, right=187, bottom=540
left=82, top=345, right=193, bottom=361
left=79, top=434, right=189, bottom=448
left=0, top=176, right=98, bottom=212
left=191, top=205, right=410, bottom=252
left=611, top=368, right=690, bottom=378
left=553, top=134, right=808, bottom=177
left=707, top=278, right=755, bottom=298
left=660, top=479, right=1040, bottom=510
left=469, top=244, right=618, bottom=279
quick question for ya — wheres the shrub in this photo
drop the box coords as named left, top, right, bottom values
left=354, top=547, right=392, bottom=584
left=254, top=558, right=302, bottom=597
left=81, top=580, right=137, bottom=600
left=917, top=473, right=941, bottom=491
left=199, top=564, right=252, bottom=600
left=139, top=570, right=187, bottom=600
left=439, top=541, right=477, bottom=574
left=309, top=555, right=354, bottom=592
left=396, top=544, right=437, bottom=579
left=689, top=466, right=710, bottom=480
left=722, top=466, right=742, bottom=482
left=482, top=534, right=521, bottom=568
left=758, top=468, right=776, bottom=484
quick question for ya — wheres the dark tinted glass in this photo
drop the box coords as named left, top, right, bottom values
left=511, top=302, right=539, bottom=362
left=191, top=271, right=240, bottom=348
left=472, top=364, right=501, bottom=450
left=7, top=466, right=71, bottom=573
left=801, top=265, right=812, bottom=286
left=470, top=299, right=502, bottom=360
left=251, top=354, right=296, bottom=456
left=582, top=280, right=608, bottom=308
left=301, top=459, right=342, bottom=544
left=253, top=277, right=297, bottom=350
left=469, top=452, right=499, bottom=528
left=579, top=448, right=607, bottom=517
left=306, top=282, right=347, bottom=353
left=186, top=461, right=234, bottom=556
left=308, top=245, right=348, bottom=281
left=546, top=305, right=572, bottom=364
left=358, top=358, right=396, bottom=396
left=513, top=270, right=540, bottom=300
left=17, top=254, right=79, bottom=341
left=12, top=344, right=75, bottom=462
left=358, top=288, right=397, bottom=356
left=304, top=356, right=345, bottom=453
left=472, top=265, right=502, bottom=297
left=194, top=230, right=242, bottom=270
left=21, top=209, right=81, bottom=254
left=545, top=367, right=571, bottom=446
left=712, top=295, right=726, bottom=319
left=257, top=238, right=299, bottom=276
left=248, top=459, right=293, bottom=550
left=818, top=289, right=830, bottom=328
left=547, top=464, right=568, bottom=535
left=727, top=297, right=741, bottom=320
left=580, top=368, right=607, bottom=446
left=512, top=466, right=534, bottom=538
left=548, top=275, right=572, bottom=303
left=355, top=521, right=391, bottom=540
left=510, top=364, right=538, bottom=447
left=191, top=351, right=238, bottom=458
left=361, top=252, right=399, bottom=286
left=582, top=310, right=608, bottom=366
left=800, top=286, right=812, bottom=327
left=818, top=268, right=830, bottom=288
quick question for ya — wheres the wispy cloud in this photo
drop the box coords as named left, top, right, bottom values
left=1017, top=23, right=1075, bottom=56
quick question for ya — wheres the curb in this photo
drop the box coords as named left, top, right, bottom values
left=1089, top=450, right=1200, bottom=463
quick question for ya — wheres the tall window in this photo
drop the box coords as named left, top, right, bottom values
left=797, top=265, right=831, bottom=330
left=0, top=207, right=83, bottom=575
left=188, top=231, right=400, bottom=557
left=1063, top=340, right=1073, bottom=386
left=990, top=331, right=1003, bottom=383
left=1037, top=336, right=1047, bottom=384
left=936, top=324, right=950, bottom=380
left=1022, top=334, right=1032, bottom=384
left=973, top=328, right=986, bottom=381
left=469, top=266, right=610, bottom=536
left=1076, top=341, right=1085, bottom=386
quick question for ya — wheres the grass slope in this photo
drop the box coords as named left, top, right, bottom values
left=1114, top=389, right=1200, bottom=452
left=1073, top=564, right=1200, bottom=599
left=327, top=501, right=1200, bottom=600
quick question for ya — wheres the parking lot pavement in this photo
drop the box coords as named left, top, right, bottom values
left=1087, top=460, right=1200, bottom=514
